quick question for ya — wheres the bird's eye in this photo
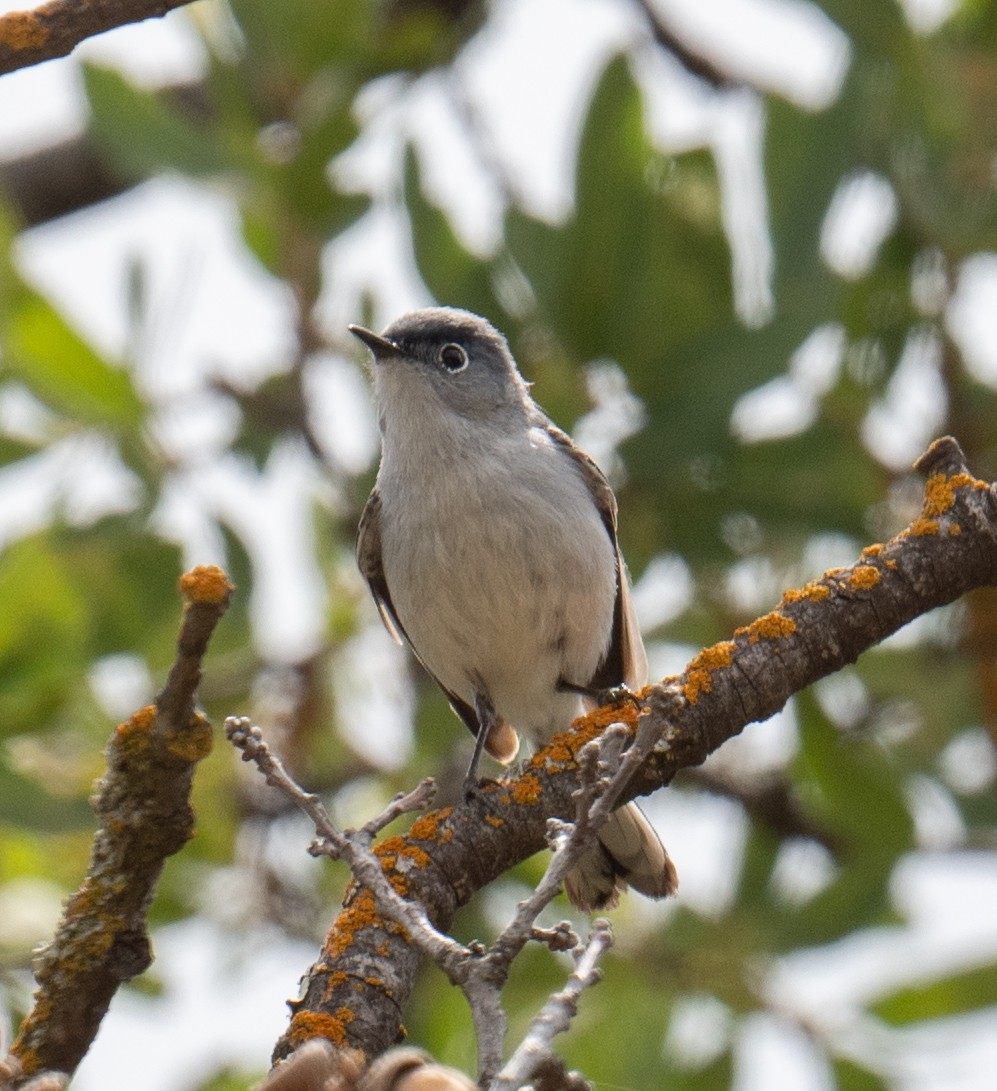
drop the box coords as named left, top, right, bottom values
left=439, top=343, right=468, bottom=372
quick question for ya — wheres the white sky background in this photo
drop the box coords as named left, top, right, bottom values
left=1, top=0, right=997, bottom=1089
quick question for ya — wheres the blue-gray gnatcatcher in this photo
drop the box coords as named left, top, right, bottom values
left=350, top=307, right=677, bottom=911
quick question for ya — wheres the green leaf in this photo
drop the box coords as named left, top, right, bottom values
left=771, top=695, right=915, bottom=944
left=795, top=694, right=915, bottom=859
left=229, top=0, right=483, bottom=82
left=0, top=206, right=142, bottom=431
left=0, top=426, right=39, bottom=466
left=3, top=293, right=143, bottom=429
left=872, top=962, right=997, bottom=1024
left=83, top=64, right=232, bottom=181
left=229, top=0, right=372, bottom=80
left=0, top=537, right=90, bottom=734
left=403, top=146, right=509, bottom=323
left=729, top=422, right=886, bottom=543
left=832, top=1056, right=889, bottom=1091
left=662, top=1048, right=735, bottom=1091
left=188, top=1067, right=260, bottom=1091
left=507, top=55, right=729, bottom=365
left=0, top=761, right=92, bottom=831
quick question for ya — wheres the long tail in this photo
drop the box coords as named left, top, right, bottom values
left=564, top=801, right=678, bottom=912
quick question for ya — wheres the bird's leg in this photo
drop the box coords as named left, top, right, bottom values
left=463, top=690, right=497, bottom=799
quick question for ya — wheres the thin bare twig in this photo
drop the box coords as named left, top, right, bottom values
left=225, top=717, right=469, bottom=979
left=358, top=780, right=437, bottom=840
left=490, top=921, right=614, bottom=1091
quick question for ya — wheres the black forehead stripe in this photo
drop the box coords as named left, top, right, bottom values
left=390, top=322, right=505, bottom=357
left=392, top=317, right=484, bottom=341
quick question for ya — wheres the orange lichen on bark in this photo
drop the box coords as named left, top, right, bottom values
left=166, top=711, right=213, bottom=763
left=112, top=704, right=157, bottom=756
left=534, top=721, right=600, bottom=767
left=287, top=1010, right=356, bottom=1049
left=848, top=565, right=881, bottom=591
left=735, top=611, right=797, bottom=644
left=529, top=737, right=573, bottom=769
left=0, top=11, right=48, bottom=50
left=178, top=564, right=234, bottom=605
left=375, top=837, right=430, bottom=870
left=408, top=809, right=451, bottom=842
left=683, top=668, right=711, bottom=704
left=398, top=843, right=428, bottom=867
left=371, top=837, right=431, bottom=897
left=781, top=580, right=831, bottom=605
left=385, top=873, right=408, bottom=896
left=682, top=641, right=736, bottom=704
left=10, top=1019, right=47, bottom=1073
left=906, top=472, right=988, bottom=537
left=116, top=704, right=156, bottom=736
left=509, top=773, right=542, bottom=805
left=323, top=888, right=386, bottom=960
left=585, top=701, right=641, bottom=732
left=531, top=703, right=640, bottom=771
left=484, top=814, right=504, bottom=827
left=921, top=471, right=985, bottom=517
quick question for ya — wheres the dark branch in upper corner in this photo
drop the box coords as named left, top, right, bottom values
left=636, top=0, right=738, bottom=90
left=6, top=565, right=233, bottom=1086
left=277, top=437, right=997, bottom=1068
left=0, top=0, right=199, bottom=77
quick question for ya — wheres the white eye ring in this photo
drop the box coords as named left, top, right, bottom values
left=439, top=342, right=468, bottom=372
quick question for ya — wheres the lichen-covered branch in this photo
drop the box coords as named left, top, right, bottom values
left=275, top=437, right=997, bottom=1070
left=633, top=436, right=997, bottom=790
left=230, top=714, right=631, bottom=1083
left=6, top=565, right=233, bottom=1084
left=0, top=0, right=198, bottom=76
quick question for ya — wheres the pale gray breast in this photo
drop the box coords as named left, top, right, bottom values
left=376, top=421, right=617, bottom=727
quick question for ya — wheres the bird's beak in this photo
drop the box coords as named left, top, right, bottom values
left=349, top=325, right=404, bottom=360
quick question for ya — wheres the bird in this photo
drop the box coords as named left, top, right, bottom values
left=350, top=306, right=677, bottom=911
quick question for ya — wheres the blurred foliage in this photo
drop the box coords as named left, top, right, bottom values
left=1, top=0, right=997, bottom=1088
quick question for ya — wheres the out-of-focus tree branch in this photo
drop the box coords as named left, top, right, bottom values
left=0, top=0, right=199, bottom=76
left=0, top=81, right=209, bottom=227
left=5, top=565, right=233, bottom=1086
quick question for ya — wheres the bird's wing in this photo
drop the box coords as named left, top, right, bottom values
left=356, top=488, right=405, bottom=645
left=356, top=488, right=519, bottom=760
left=545, top=424, right=648, bottom=690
